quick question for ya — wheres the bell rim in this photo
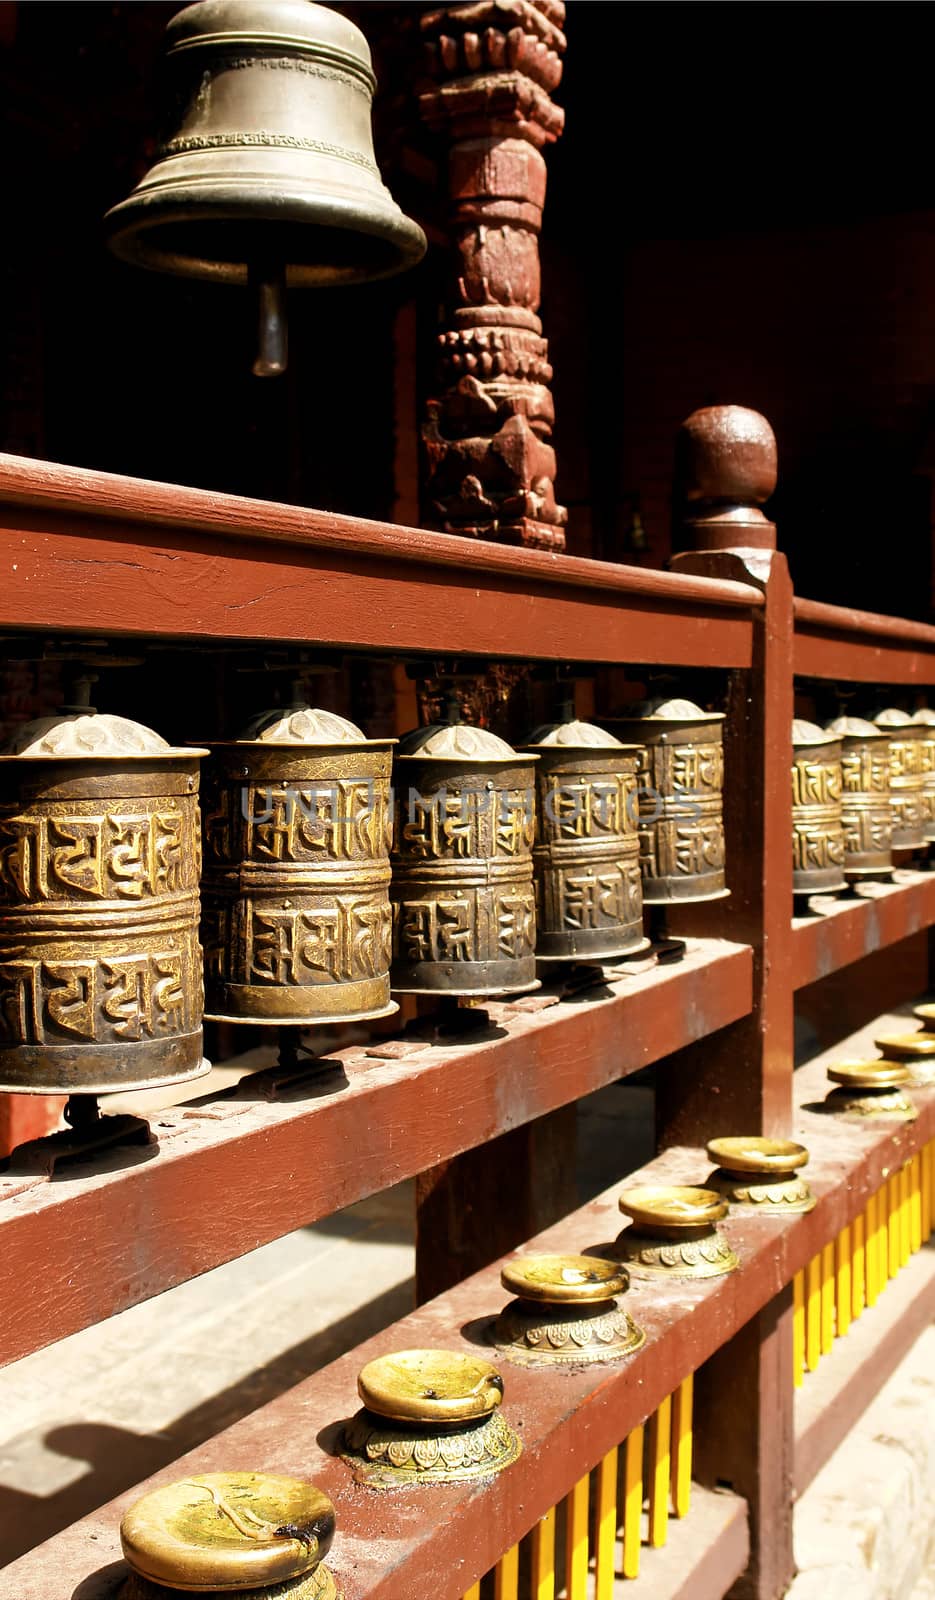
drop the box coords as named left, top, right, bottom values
left=105, top=184, right=427, bottom=288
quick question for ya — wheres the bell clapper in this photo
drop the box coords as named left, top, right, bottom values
left=250, top=261, right=289, bottom=378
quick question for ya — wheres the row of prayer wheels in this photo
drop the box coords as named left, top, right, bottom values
left=0, top=692, right=726, bottom=1097
left=792, top=707, right=935, bottom=898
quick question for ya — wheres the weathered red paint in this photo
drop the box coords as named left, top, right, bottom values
left=792, top=874, right=935, bottom=990
left=794, top=596, right=935, bottom=683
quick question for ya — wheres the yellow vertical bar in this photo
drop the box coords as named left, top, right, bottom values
left=852, top=1211, right=866, bottom=1319
left=890, top=1171, right=902, bottom=1280
left=900, top=1164, right=911, bottom=1266
left=820, top=1242, right=835, bottom=1353
left=648, top=1395, right=671, bottom=1547
left=835, top=1224, right=852, bottom=1338
left=877, top=1186, right=889, bottom=1287
left=910, top=1155, right=923, bottom=1253
left=793, top=1271, right=805, bottom=1387
left=494, top=1544, right=519, bottom=1600
left=463, top=1587, right=481, bottom=1600
left=622, top=1426, right=643, bottom=1580
left=922, top=1142, right=933, bottom=1242
left=671, top=1374, right=693, bottom=1516
left=806, top=1253, right=822, bottom=1369
left=530, top=1506, right=556, bottom=1600
left=865, top=1196, right=878, bottom=1305
left=594, top=1448, right=618, bottom=1600
left=564, top=1473, right=590, bottom=1600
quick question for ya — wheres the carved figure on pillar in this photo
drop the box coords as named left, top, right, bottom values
left=419, top=1, right=567, bottom=551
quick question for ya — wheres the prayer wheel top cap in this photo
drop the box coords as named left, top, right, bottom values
left=827, top=1059, right=911, bottom=1089
left=500, top=1254, right=628, bottom=1304
left=874, top=1030, right=935, bottom=1059
left=357, top=1349, right=504, bottom=1424
left=706, top=1136, right=809, bottom=1175
left=120, top=1471, right=335, bottom=1591
left=913, top=707, right=935, bottom=726
left=825, top=714, right=886, bottom=739
left=873, top=708, right=917, bottom=729
left=396, top=723, right=533, bottom=763
left=0, top=710, right=206, bottom=762
left=631, top=696, right=724, bottom=725
left=521, top=718, right=635, bottom=752
left=238, top=704, right=392, bottom=748
left=618, top=1185, right=728, bottom=1228
left=166, top=0, right=375, bottom=80
left=679, top=405, right=777, bottom=506
left=792, top=718, right=839, bottom=747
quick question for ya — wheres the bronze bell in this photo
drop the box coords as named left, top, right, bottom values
left=791, top=718, right=846, bottom=901
left=390, top=722, right=538, bottom=995
left=825, top=715, right=892, bottom=882
left=607, top=699, right=728, bottom=904
left=200, top=705, right=396, bottom=1026
left=872, top=708, right=926, bottom=851
left=105, top=0, right=426, bottom=375
left=519, top=718, right=645, bottom=962
left=0, top=695, right=209, bottom=1095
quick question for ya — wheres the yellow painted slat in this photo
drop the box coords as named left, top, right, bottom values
left=494, top=1543, right=519, bottom=1600
left=852, top=1210, right=866, bottom=1319
left=793, top=1270, right=805, bottom=1386
left=565, top=1473, right=590, bottom=1600
left=530, top=1506, right=556, bottom=1600
left=835, top=1224, right=852, bottom=1338
left=877, top=1187, right=889, bottom=1288
left=595, top=1448, right=618, bottom=1600
left=922, top=1142, right=933, bottom=1242
left=887, top=1174, right=900, bottom=1279
left=806, top=1253, right=822, bottom=1370
left=671, top=1374, right=693, bottom=1516
left=910, top=1154, right=923, bottom=1253
left=649, top=1395, right=671, bottom=1548
left=820, top=1242, right=835, bottom=1354
left=622, top=1426, right=643, bottom=1580
left=463, top=1587, right=480, bottom=1600
left=900, top=1164, right=911, bottom=1266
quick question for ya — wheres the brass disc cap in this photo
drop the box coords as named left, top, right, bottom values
left=120, top=1473, right=335, bottom=1592
left=827, top=1060, right=911, bottom=1090
left=706, top=1137, right=809, bottom=1176
left=357, top=1350, right=503, bottom=1425
left=500, top=1255, right=628, bottom=1304
left=618, top=1185, right=728, bottom=1230
left=873, top=1031, right=935, bottom=1059
left=913, top=1003, right=935, bottom=1026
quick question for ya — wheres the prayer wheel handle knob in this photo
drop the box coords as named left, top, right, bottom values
left=827, top=1060, right=911, bottom=1090
left=706, top=1137, right=810, bottom=1178
left=500, top=1254, right=628, bottom=1306
left=357, top=1349, right=504, bottom=1426
left=677, top=405, right=778, bottom=552
left=618, top=1185, right=728, bottom=1233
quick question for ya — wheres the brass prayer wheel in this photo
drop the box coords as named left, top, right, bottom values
left=614, top=1185, right=739, bottom=1279
left=0, top=706, right=208, bottom=1095
left=390, top=723, right=537, bottom=995
left=519, top=719, right=644, bottom=962
left=119, top=1471, right=339, bottom=1600
left=872, top=708, right=926, bottom=850
left=911, top=707, right=935, bottom=843
left=341, top=1348, right=521, bottom=1488
left=608, top=700, right=727, bottom=903
left=492, top=1253, right=645, bottom=1367
left=706, top=1137, right=816, bottom=1215
left=200, top=706, right=396, bottom=1025
left=105, top=0, right=426, bottom=376
left=825, top=715, right=893, bottom=881
left=825, top=1060, right=917, bottom=1121
left=791, top=720, right=846, bottom=898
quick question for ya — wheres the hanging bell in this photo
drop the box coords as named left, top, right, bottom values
left=0, top=691, right=209, bottom=1095
left=104, top=0, right=426, bottom=376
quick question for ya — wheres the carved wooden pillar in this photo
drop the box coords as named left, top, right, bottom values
left=419, top=0, right=567, bottom=551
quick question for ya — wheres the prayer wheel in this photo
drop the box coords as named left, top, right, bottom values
left=608, top=699, right=727, bottom=903
left=519, top=718, right=644, bottom=961
left=825, top=715, right=893, bottom=881
left=200, top=705, right=396, bottom=1025
left=872, top=708, right=926, bottom=850
left=390, top=722, right=537, bottom=995
left=0, top=704, right=208, bottom=1095
left=911, top=707, right=935, bottom=844
left=791, top=719, right=846, bottom=898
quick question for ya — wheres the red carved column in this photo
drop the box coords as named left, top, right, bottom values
left=419, top=0, right=567, bottom=551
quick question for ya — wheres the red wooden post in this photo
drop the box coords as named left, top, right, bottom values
left=661, top=405, right=795, bottom=1600
left=0, top=1094, right=64, bottom=1158
left=418, top=0, right=567, bottom=550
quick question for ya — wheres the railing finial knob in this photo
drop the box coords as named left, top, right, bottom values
left=676, top=404, right=777, bottom=553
